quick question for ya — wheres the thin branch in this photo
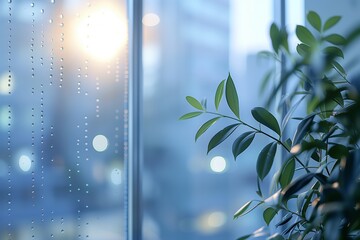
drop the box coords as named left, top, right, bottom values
left=206, top=111, right=310, bottom=173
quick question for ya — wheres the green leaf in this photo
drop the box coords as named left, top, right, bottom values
left=279, top=158, right=295, bottom=188
left=293, top=114, right=315, bottom=145
left=263, top=207, right=277, bottom=225
left=195, top=117, right=221, bottom=141
left=215, top=80, right=225, bottom=111
left=282, top=95, right=306, bottom=130
left=270, top=23, right=281, bottom=53
left=256, top=177, right=263, bottom=198
left=234, top=201, right=263, bottom=219
left=323, top=16, right=341, bottom=31
left=296, top=43, right=311, bottom=57
left=283, top=138, right=292, bottom=150
left=297, top=191, right=308, bottom=213
left=281, top=173, right=316, bottom=201
left=328, top=144, right=348, bottom=159
left=179, top=112, right=203, bottom=120
left=296, top=25, right=316, bottom=45
left=332, top=60, right=347, bottom=77
left=301, top=139, right=327, bottom=151
left=236, top=234, right=252, bottom=240
left=307, top=11, right=321, bottom=32
left=323, top=46, right=344, bottom=59
left=186, top=96, right=204, bottom=110
left=233, top=201, right=251, bottom=219
left=207, top=124, right=239, bottom=153
left=280, top=28, right=290, bottom=53
left=324, top=34, right=346, bottom=45
left=257, top=142, right=277, bottom=180
left=232, top=131, right=256, bottom=159
left=251, top=107, right=281, bottom=136
left=225, top=74, right=240, bottom=118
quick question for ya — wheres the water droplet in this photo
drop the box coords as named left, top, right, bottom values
left=8, top=0, right=12, bottom=3
left=49, top=19, right=53, bottom=24
left=30, top=3, right=34, bottom=7
left=51, top=0, right=55, bottom=3
left=41, top=9, right=44, bottom=14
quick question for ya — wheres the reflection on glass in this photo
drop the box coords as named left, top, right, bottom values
left=0, top=0, right=127, bottom=239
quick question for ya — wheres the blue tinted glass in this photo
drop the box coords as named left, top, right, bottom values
left=142, top=0, right=274, bottom=239
left=0, top=0, right=127, bottom=239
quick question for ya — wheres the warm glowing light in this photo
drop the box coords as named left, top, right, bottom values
left=142, top=13, right=160, bottom=27
left=92, top=134, right=108, bottom=152
left=76, top=8, right=127, bottom=61
left=19, top=155, right=32, bottom=172
left=290, top=144, right=301, bottom=154
left=195, top=211, right=226, bottom=234
left=210, top=156, right=226, bottom=173
left=0, top=72, right=13, bottom=94
left=207, top=212, right=226, bottom=228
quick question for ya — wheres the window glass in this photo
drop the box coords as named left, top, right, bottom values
left=142, top=0, right=274, bottom=239
left=304, top=0, right=360, bottom=77
left=143, top=1, right=360, bottom=239
left=0, top=0, right=128, bottom=239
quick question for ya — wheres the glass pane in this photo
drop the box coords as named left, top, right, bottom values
left=304, top=0, right=360, bottom=77
left=142, top=0, right=274, bottom=239
left=0, top=1, right=128, bottom=239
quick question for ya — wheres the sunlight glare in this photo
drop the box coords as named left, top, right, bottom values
left=76, top=8, right=127, bottom=61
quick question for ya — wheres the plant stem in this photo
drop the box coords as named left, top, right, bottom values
left=206, top=111, right=310, bottom=173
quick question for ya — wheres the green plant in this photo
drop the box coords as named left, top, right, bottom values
left=181, top=11, right=360, bottom=240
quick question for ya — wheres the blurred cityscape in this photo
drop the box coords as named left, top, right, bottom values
left=1, top=0, right=360, bottom=239
left=142, top=0, right=360, bottom=239
left=0, top=0, right=127, bottom=239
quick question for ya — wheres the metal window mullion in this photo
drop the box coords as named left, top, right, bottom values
left=127, top=0, right=143, bottom=239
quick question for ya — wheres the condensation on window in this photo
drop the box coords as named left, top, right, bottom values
left=0, top=0, right=128, bottom=239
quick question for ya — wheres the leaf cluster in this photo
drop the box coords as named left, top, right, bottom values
left=181, top=11, right=360, bottom=240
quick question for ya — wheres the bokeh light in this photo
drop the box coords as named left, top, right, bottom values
left=142, top=13, right=160, bottom=27
left=210, top=156, right=227, bottom=173
left=92, top=134, right=108, bottom=152
left=18, top=155, right=32, bottom=172
left=110, top=168, right=122, bottom=185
